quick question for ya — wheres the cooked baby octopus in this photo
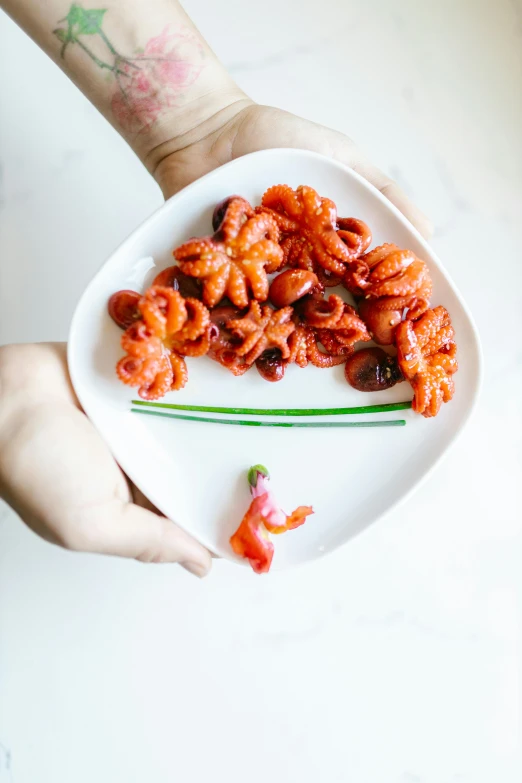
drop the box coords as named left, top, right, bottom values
left=395, top=306, right=458, bottom=417
left=116, top=286, right=210, bottom=399
left=174, top=197, right=283, bottom=308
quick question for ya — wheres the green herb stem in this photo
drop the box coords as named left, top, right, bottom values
left=131, top=399, right=412, bottom=417
left=131, top=409, right=406, bottom=428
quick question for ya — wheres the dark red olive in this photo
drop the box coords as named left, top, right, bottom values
left=152, top=265, right=202, bottom=299
left=108, top=290, right=141, bottom=329
left=269, top=269, right=319, bottom=308
left=212, top=195, right=243, bottom=232
left=256, top=349, right=286, bottom=382
left=358, top=299, right=402, bottom=346
left=344, top=347, right=403, bottom=392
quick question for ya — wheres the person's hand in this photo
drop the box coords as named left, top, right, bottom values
left=0, top=343, right=212, bottom=577
left=151, top=103, right=432, bottom=238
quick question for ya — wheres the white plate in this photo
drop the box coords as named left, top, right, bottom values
left=68, top=149, right=482, bottom=569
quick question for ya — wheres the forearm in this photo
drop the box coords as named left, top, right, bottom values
left=1, top=0, right=250, bottom=173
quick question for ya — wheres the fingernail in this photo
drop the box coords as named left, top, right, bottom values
left=181, top=560, right=210, bottom=578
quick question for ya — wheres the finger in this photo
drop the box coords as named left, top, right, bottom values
left=351, top=158, right=433, bottom=240
left=91, top=503, right=212, bottom=577
left=131, top=484, right=220, bottom=565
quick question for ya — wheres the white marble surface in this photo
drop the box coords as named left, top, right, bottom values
left=0, top=0, right=521, bottom=781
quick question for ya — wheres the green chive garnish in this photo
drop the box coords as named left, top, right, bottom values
left=131, top=408, right=406, bottom=428
left=131, top=399, right=412, bottom=417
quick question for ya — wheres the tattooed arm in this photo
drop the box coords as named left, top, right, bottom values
left=2, top=0, right=430, bottom=232
left=1, top=1, right=248, bottom=188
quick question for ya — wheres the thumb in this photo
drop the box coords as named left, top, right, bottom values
left=93, top=502, right=212, bottom=577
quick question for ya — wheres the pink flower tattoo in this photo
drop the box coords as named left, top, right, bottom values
left=54, top=4, right=205, bottom=134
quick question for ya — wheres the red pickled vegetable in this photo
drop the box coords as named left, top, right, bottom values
left=230, top=466, right=313, bottom=573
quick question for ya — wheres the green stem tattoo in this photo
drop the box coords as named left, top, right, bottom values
left=53, top=3, right=205, bottom=133
left=54, top=4, right=139, bottom=73
left=73, top=38, right=127, bottom=75
left=97, top=27, right=117, bottom=55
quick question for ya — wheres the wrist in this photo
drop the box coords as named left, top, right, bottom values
left=140, top=84, right=253, bottom=181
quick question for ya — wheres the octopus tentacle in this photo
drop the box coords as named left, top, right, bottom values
left=174, top=325, right=213, bottom=357
left=334, top=305, right=371, bottom=343
left=343, top=259, right=370, bottom=295
left=210, top=346, right=251, bottom=376
left=149, top=286, right=187, bottom=337
left=255, top=205, right=300, bottom=233
left=226, top=263, right=249, bottom=309
left=302, top=294, right=346, bottom=328
left=237, top=212, right=280, bottom=245
left=305, top=330, right=347, bottom=367
left=139, top=354, right=174, bottom=400
left=281, top=235, right=306, bottom=267
left=120, top=322, right=162, bottom=358
left=363, top=243, right=401, bottom=269
left=308, top=237, right=347, bottom=275
left=177, top=297, right=210, bottom=341
left=413, top=305, right=450, bottom=347
left=168, top=352, right=189, bottom=391
left=368, top=259, right=428, bottom=299
left=404, top=277, right=433, bottom=319
left=177, top=255, right=228, bottom=278
left=337, top=217, right=372, bottom=255
left=261, top=184, right=303, bottom=221
left=287, top=324, right=309, bottom=367
left=315, top=329, right=355, bottom=356
left=243, top=239, right=284, bottom=272
left=241, top=262, right=270, bottom=302
left=116, top=355, right=161, bottom=387
left=428, top=341, right=458, bottom=374
left=395, top=320, right=423, bottom=376
left=218, top=197, right=254, bottom=240
left=423, top=324, right=455, bottom=356
left=368, top=249, right=416, bottom=283
left=174, top=239, right=222, bottom=261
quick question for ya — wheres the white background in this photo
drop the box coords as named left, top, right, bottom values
left=1, top=0, right=521, bottom=781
